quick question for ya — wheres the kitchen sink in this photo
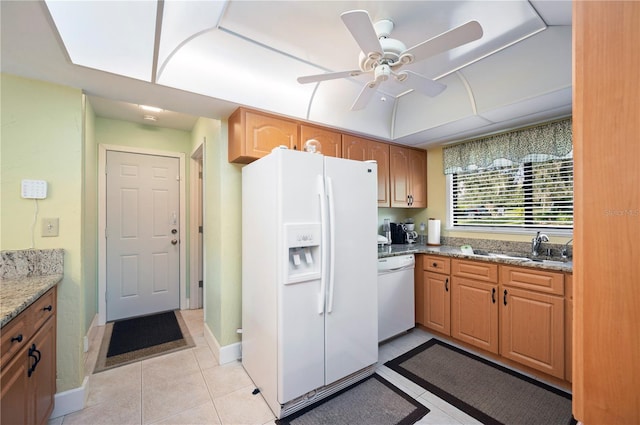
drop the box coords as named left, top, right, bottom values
left=530, top=259, right=568, bottom=265
left=472, top=250, right=531, bottom=262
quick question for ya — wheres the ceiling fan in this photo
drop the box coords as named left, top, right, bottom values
left=297, top=10, right=483, bottom=110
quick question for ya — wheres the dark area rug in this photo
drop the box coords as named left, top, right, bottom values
left=94, top=310, right=194, bottom=373
left=385, top=339, right=575, bottom=425
left=276, top=374, right=429, bottom=425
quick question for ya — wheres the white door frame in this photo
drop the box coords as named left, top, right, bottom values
left=98, top=144, right=187, bottom=325
left=189, top=141, right=204, bottom=309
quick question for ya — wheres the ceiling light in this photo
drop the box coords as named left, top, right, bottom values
left=143, top=115, right=158, bottom=122
left=140, top=105, right=163, bottom=113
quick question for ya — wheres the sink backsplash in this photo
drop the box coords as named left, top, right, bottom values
left=441, top=237, right=570, bottom=260
left=0, top=249, right=64, bottom=280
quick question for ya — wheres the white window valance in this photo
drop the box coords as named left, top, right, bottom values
left=443, top=118, right=572, bottom=175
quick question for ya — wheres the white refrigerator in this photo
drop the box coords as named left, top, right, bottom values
left=241, top=148, right=378, bottom=418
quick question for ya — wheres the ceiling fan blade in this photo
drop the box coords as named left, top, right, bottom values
left=340, top=10, right=383, bottom=57
left=400, top=71, right=447, bottom=97
left=351, top=81, right=379, bottom=111
left=297, top=69, right=363, bottom=84
left=403, top=20, right=483, bottom=62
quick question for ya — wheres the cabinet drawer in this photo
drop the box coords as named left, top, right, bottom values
left=423, top=256, right=450, bottom=274
left=0, top=314, right=29, bottom=367
left=501, top=266, right=564, bottom=295
left=452, top=259, right=498, bottom=283
left=30, top=288, right=56, bottom=333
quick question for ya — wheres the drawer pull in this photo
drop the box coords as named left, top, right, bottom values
left=491, top=288, right=496, bottom=304
left=432, top=262, right=438, bottom=267
left=43, top=305, right=53, bottom=312
left=11, top=334, right=23, bottom=343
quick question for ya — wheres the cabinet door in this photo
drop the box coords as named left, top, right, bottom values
left=390, top=146, right=411, bottom=207
left=342, top=136, right=390, bottom=207
left=1, top=347, right=29, bottom=425
left=451, top=277, right=499, bottom=354
left=408, top=149, right=427, bottom=208
left=423, top=271, right=450, bottom=335
left=390, top=146, right=427, bottom=208
left=31, top=319, right=56, bottom=425
left=500, top=286, right=564, bottom=379
left=300, top=125, right=341, bottom=158
left=245, top=111, right=298, bottom=158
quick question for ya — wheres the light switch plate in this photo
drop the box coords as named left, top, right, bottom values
left=42, top=218, right=59, bottom=237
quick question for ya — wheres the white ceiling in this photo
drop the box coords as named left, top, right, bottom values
left=0, top=1, right=572, bottom=148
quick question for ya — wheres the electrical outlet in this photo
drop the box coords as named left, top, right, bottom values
left=42, top=218, right=59, bottom=237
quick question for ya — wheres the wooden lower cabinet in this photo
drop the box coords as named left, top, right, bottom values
left=500, top=266, right=565, bottom=380
left=1, top=287, right=57, bottom=425
left=451, top=276, right=499, bottom=354
left=423, top=271, right=451, bottom=335
left=419, top=255, right=451, bottom=335
left=564, top=273, right=573, bottom=383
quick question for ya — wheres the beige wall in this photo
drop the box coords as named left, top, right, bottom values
left=1, top=73, right=85, bottom=392
left=83, top=96, right=98, bottom=332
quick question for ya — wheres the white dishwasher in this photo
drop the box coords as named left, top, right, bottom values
left=377, top=254, right=415, bottom=342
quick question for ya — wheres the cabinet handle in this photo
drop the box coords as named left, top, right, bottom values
left=503, top=289, right=508, bottom=306
left=28, top=344, right=42, bottom=377
left=432, top=262, right=438, bottom=268
left=11, top=334, right=23, bottom=343
left=491, top=288, right=496, bottom=304
left=43, top=305, right=52, bottom=312
left=445, top=278, right=449, bottom=292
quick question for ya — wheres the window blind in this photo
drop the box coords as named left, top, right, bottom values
left=451, top=158, right=573, bottom=229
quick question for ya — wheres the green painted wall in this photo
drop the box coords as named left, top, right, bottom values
left=199, top=118, right=243, bottom=346
left=1, top=73, right=85, bottom=392
left=83, top=97, right=98, bottom=332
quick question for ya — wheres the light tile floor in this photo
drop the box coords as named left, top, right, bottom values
left=47, top=310, right=559, bottom=425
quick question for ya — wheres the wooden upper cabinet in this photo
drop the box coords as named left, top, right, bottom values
left=299, top=125, right=341, bottom=158
left=229, top=108, right=299, bottom=163
left=390, top=145, right=427, bottom=208
left=342, top=135, right=390, bottom=207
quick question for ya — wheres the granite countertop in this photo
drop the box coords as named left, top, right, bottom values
left=0, top=274, right=62, bottom=327
left=378, top=244, right=573, bottom=273
left=0, top=248, right=64, bottom=328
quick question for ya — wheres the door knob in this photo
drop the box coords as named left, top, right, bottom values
left=171, top=239, right=178, bottom=245
left=171, top=229, right=177, bottom=234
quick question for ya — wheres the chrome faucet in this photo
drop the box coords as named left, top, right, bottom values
left=531, top=231, right=550, bottom=257
left=561, top=238, right=573, bottom=259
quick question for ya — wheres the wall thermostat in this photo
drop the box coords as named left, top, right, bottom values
left=21, top=179, right=48, bottom=199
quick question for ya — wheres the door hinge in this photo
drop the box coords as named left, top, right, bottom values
left=198, top=280, right=203, bottom=288
left=198, top=226, right=203, bottom=233
left=105, top=227, right=108, bottom=239
left=199, top=171, right=203, bottom=179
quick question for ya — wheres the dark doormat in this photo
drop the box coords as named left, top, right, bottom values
left=385, top=339, right=576, bottom=425
left=276, top=374, right=429, bottom=425
left=94, top=310, right=194, bottom=373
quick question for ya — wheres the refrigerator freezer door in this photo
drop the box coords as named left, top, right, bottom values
left=323, top=157, right=379, bottom=385
left=277, top=150, right=325, bottom=403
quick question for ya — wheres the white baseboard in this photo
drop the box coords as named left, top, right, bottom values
left=204, top=323, right=242, bottom=364
left=50, top=376, right=89, bottom=418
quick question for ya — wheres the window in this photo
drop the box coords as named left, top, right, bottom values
left=449, top=158, right=573, bottom=229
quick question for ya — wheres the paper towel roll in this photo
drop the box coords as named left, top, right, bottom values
left=427, top=219, right=441, bottom=246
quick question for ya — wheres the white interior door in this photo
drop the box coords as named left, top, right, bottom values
left=106, top=150, right=180, bottom=321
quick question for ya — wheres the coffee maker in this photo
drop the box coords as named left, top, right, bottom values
left=402, top=222, right=418, bottom=244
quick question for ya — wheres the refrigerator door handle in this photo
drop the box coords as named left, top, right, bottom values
left=317, top=175, right=328, bottom=315
left=327, top=176, right=336, bottom=313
